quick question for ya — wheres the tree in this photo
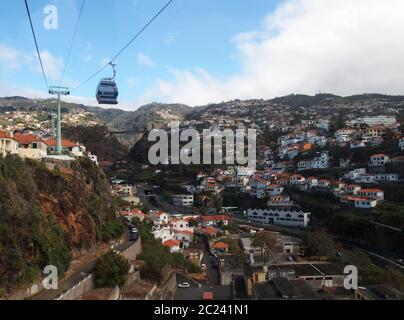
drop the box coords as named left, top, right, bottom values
left=94, top=251, right=130, bottom=288
left=303, top=231, right=335, bottom=258
left=252, top=232, right=280, bottom=263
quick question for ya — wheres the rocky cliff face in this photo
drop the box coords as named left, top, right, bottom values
left=0, top=155, right=122, bottom=294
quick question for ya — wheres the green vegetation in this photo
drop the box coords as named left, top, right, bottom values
left=0, top=155, right=71, bottom=293
left=0, top=155, right=125, bottom=294
left=63, top=125, right=128, bottom=162
left=94, top=251, right=130, bottom=288
left=251, top=232, right=280, bottom=263
left=329, top=211, right=404, bottom=256
left=220, top=222, right=239, bottom=234
left=341, top=249, right=404, bottom=292
left=303, top=231, right=336, bottom=258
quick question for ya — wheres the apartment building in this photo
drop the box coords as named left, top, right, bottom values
left=248, top=208, right=311, bottom=228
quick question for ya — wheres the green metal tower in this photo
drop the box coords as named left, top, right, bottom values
left=48, top=86, right=70, bottom=155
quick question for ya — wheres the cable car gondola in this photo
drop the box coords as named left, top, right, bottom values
left=96, top=63, right=119, bottom=105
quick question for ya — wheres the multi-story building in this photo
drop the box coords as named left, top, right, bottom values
left=247, top=208, right=311, bottom=228
left=357, top=189, right=384, bottom=200
left=297, top=152, right=329, bottom=171
left=370, top=154, right=390, bottom=166
left=172, top=194, right=194, bottom=207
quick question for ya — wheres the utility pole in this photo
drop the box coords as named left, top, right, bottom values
left=48, top=86, right=70, bottom=155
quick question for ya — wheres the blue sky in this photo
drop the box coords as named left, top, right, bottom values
left=1, top=0, right=404, bottom=110
left=0, top=0, right=280, bottom=109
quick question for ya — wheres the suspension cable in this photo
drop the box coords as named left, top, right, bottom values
left=71, top=0, right=174, bottom=93
left=59, top=0, right=86, bottom=87
left=24, top=0, right=49, bottom=89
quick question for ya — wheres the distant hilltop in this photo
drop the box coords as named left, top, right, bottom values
left=1, top=92, right=404, bottom=136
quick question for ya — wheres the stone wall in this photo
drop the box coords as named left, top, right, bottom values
left=155, top=272, right=177, bottom=300
left=120, top=238, right=142, bottom=261
left=56, top=274, right=94, bottom=300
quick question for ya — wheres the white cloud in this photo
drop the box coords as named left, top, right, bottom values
left=144, top=0, right=404, bottom=106
left=0, top=43, right=64, bottom=82
left=0, top=43, right=33, bottom=70
left=37, top=50, right=64, bottom=82
left=0, top=83, right=47, bottom=99
left=137, top=53, right=155, bottom=67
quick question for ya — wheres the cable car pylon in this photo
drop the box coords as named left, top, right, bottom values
left=48, top=86, right=70, bottom=155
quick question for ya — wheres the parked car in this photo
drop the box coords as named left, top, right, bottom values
left=178, top=282, right=191, bottom=288
left=130, top=227, right=138, bottom=234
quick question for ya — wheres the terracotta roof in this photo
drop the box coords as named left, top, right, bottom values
left=359, top=189, right=384, bottom=193
left=212, top=241, right=229, bottom=249
left=178, top=230, right=193, bottom=236
left=371, top=154, right=388, bottom=158
left=13, top=133, right=41, bottom=144
left=199, top=226, right=220, bottom=235
left=163, top=239, right=180, bottom=247
left=0, top=131, right=12, bottom=139
left=200, top=215, right=231, bottom=222
left=44, top=138, right=79, bottom=148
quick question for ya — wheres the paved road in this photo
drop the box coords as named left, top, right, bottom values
left=173, top=237, right=232, bottom=300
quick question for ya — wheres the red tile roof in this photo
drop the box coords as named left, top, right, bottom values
left=359, top=189, right=384, bottom=193
left=163, top=239, right=180, bottom=248
left=212, top=241, right=229, bottom=249
left=13, top=133, right=41, bottom=144
left=199, top=226, right=220, bottom=235
left=200, top=215, right=231, bottom=222
left=44, top=138, right=79, bottom=148
left=177, top=230, right=194, bottom=236
left=0, top=131, right=12, bottom=139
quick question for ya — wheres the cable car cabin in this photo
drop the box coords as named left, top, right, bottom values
left=96, top=79, right=119, bottom=105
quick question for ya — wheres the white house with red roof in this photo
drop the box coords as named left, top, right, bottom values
left=0, top=131, right=18, bottom=156
left=163, top=239, right=181, bottom=253
left=13, top=133, right=48, bottom=159
left=345, top=185, right=362, bottom=195
left=45, top=138, right=85, bottom=157
left=357, top=189, right=384, bottom=201
left=175, top=230, right=194, bottom=244
left=153, top=225, right=175, bottom=243
left=199, top=215, right=232, bottom=227
left=149, top=210, right=169, bottom=225
left=121, top=209, right=146, bottom=222
left=289, top=174, right=306, bottom=185
left=170, top=218, right=194, bottom=233
left=340, top=195, right=378, bottom=209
